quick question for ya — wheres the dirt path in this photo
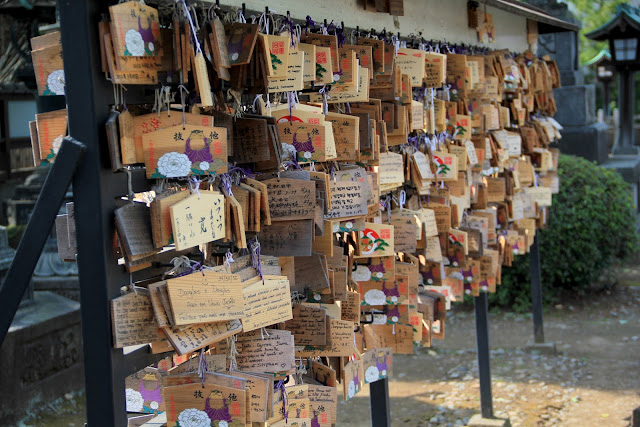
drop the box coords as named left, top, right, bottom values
left=24, top=283, right=640, bottom=427
left=337, top=284, right=640, bottom=426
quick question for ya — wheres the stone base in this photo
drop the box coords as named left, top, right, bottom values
left=553, top=85, right=595, bottom=127
left=0, top=291, right=84, bottom=424
left=557, top=122, right=610, bottom=164
left=632, top=405, right=640, bottom=427
left=468, top=414, right=511, bottom=427
left=525, top=341, right=557, bottom=355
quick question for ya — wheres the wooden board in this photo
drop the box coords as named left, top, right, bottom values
left=259, top=219, right=313, bottom=257
left=284, top=304, right=327, bottom=346
left=169, top=192, right=225, bottom=251
left=166, top=271, right=243, bottom=325
left=264, top=178, right=316, bottom=221
left=110, top=290, right=158, bottom=348
left=161, top=319, right=242, bottom=355
left=142, top=124, right=227, bottom=178
left=241, top=275, right=293, bottom=332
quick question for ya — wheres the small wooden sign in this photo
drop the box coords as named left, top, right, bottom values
left=296, top=319, right=355, bottom=357
left=166, top=271, right=243, bottom=325
left=109, top=1, right=161, bottom=57
left=361, top=348, right=393, bottom=383
left=111, top=290, right=159, bottom=348
left=363, top=324, right=414, bottom=354
left=264, top=178, right=316, bottom=221
left=324, top=180, right=368, bottom=220
left=241, top=275, right=293, bottom=332
left=284, top=304, right=328, bottom=346
left=259, top=219, right=313, bottom=257
left=357, top=223, right=394, bottom=257
left=162, top=320, right=242, bottom=355
left=143, top=124, right=227, bottom=178
left=169, top=191, right=225, bottom=251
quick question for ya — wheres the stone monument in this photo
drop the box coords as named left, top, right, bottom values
left=530, top=0, right=611, bottom=164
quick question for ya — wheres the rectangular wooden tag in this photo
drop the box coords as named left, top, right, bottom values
left=227, top=23, right=259, bottom=65
left=241, top=275, right=293, bottom=332
left=166, top=271, right=243, bottom=325
left=169, top=191, right=225, bottom=251
left=264, top=178, right=316, bottom=221
left=296, top=319, right=355, bottom=357
left=301, top=33, right=339, bottom=73
left=363, top=324, right=414, bottom=354
left=260, top=219, right=313, bottom=257
left=284, top=304, right=328, bottom=346
left=115, top=202, right=158, bottom=261
left=230, top=329, right=295, bottom=373
left=163, top=320, right=241, bottom=356
left=110, top=290, right=158, bottom=348
left=267, top=50, right=304, bottom=93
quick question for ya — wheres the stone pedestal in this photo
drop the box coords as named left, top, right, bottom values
left=556, top=122, right=610, bottom=164
left=468, top=414, right=511, bottom=427
left=601, top=155, right=640, bottom=210
left=0, top=291, right=84, bottom=424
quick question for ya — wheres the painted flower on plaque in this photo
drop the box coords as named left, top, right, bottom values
left=157, top=152, right=192, bottom=178
left=125, top=388, right=144, bottom=412
left=177, top=408, right=211, bottom=427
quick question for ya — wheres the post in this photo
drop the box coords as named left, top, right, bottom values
left=602, top=80, right=610, bottom=118
left=370, top=378, right=391, bottom=427
left=474, top=292, right=493, bottom=419
left=614, top=68, right=637, bottom=154
left=529, top=235, right=545, bottom=344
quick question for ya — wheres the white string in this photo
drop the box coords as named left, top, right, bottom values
left=177, top=0, right=201, bottom=53
left=399, top=190, right=406, bottom=209
left=252, top=94, right=263, bottom=113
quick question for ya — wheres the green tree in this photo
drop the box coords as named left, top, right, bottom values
left=562, top=0, right=626, bottom=65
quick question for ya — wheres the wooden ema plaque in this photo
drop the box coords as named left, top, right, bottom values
left=110, top=290, right=159, bottom=348
left=162, top=320, right=242, bottom=356
left=169, top=192, right=225, bottom=251
left=241, top=275, right=293, bottom=332
left=264, top=178, right=316, bottom=221
left=284, top=304, right=328, bottom=346
left=166, top=271, right=243, bottom=325
left=142, top=124, right=227, bottom=178
left=296, top=319, right=355, bottom=357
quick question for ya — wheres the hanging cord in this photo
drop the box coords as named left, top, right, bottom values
left=250, top=236, right=264, bottom=284
left=177, top=0, right=202, bottom=53
left=163, top=255, right=192, bottom=279
left=274, top=380, right=289, bottom=422
left=228, top=335, right=239, bottom=371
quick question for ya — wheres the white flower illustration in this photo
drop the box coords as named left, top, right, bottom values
left=178, top=408, right=211, bottom=427
left=52, top=135, right=64, bottom=154
left=281, top=142, right=297, bottom=161
left=352, top=265, right=372, bottom=282
left=148, top=42, right=154, bottom=52
left=199, top=161, right=210, bottom=171
left=372, top=314, right=387, bottom=325
left=345, top=222, right=353, bottom=229
left=513, top=249, right=519, bottom=255
left=391, top=316, right=398, bottom=322
left=333, top=74, right=340, bottom=82
left=347, top=381, right=356, bottom=398
left=157, top=152, right=192, bottom=177
left=364, top=289, right=386, bottom=306
left=391, top=296, right=398, bottom=303
left=376, top=272, right=384, bottom=278
left=47, top=69, right=65, bottom=95
left=427, top=278, right=433, bottom=284
left=219, top=421, right=229, bottom=427
left=125, top=388, right=144, bottom=412
left=125, top=29, right=145, bottom=56
left=231, top=52, right=239, bottom=61
left=314, top=294, right=322, bottom=301
left=303, top=151, right=312, bottom=159
left=149, top=401, right=159, bottom=410
left=452, top=261, right=459, bottom=267
left=365, top=366, right=380, bottom=383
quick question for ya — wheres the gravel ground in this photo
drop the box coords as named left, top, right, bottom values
left=337, top=282, right=640, bottom=427
left=22, top=275, right=640, bottom=427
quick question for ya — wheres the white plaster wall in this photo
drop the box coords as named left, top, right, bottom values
left=217, top=0, right=529, bottom=52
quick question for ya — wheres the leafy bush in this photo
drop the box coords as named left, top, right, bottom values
left=488, top=154, right=639, bottom=311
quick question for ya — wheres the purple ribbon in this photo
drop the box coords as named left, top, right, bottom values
left=219, top=174, right=234, bottom=197
left=176, top=261, right=201, bottom=278
left=228, top=164, right=256, bottom=179
left=336, top=23, right=345, bottom=48
left=275, top=379, right=289, bottom=422
left=305, top=16, right=315, bottom=34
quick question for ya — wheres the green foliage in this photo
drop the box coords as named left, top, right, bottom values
left=561, top=0, right=626, bottom=65
left=488, top=154, right=639, bottom=311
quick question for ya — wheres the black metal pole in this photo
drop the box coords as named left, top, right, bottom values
left=59, top=0, right=129, bottom=425
left=474, top=292, right=493, bottom=419
left=0, top=138, right=84, bottom=346
left=370, top=377, right=391, bottom=427
left=530, top=235, right=545, bottom=344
